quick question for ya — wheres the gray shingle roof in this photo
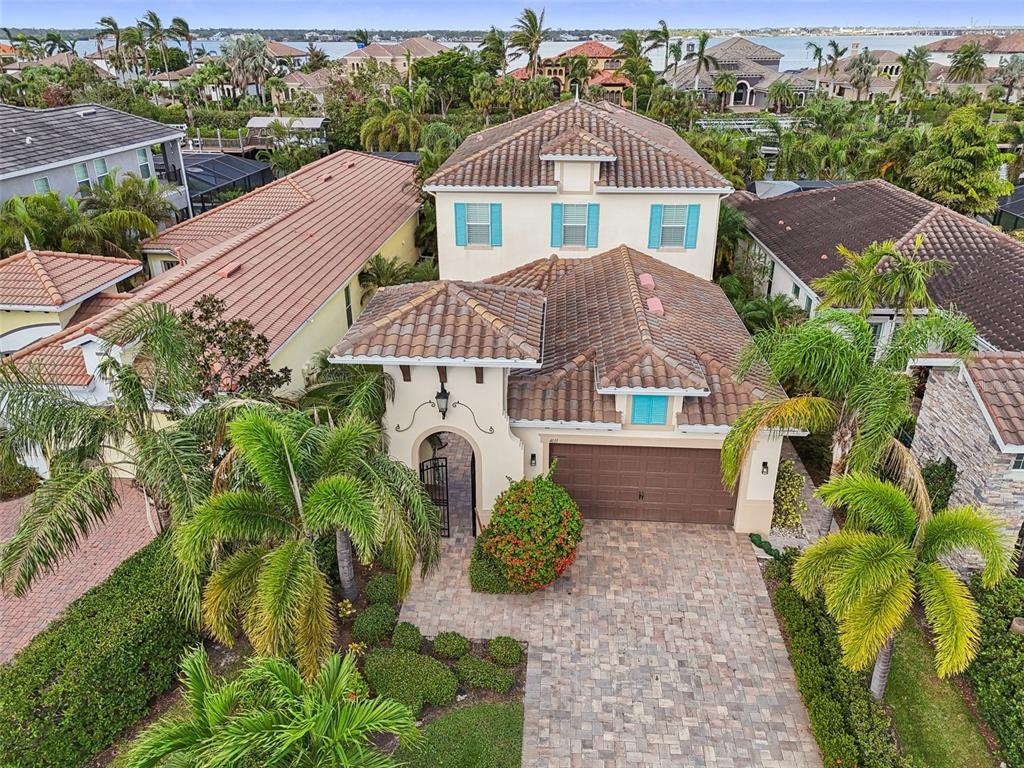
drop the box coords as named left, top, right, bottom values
left=0, top=104, right=184, bottom=178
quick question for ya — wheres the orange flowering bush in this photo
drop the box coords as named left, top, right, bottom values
left=481, top=471, right=582, bottom=592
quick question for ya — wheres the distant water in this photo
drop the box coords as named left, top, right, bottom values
left=73, top=34, right=948, bottom=72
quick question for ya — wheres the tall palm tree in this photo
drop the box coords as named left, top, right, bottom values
left=846, top=48, right=880, bottom=101
left=825, top=39, right=849, bottom=96
left=81, top=171, right=175, bottom=226
left=713, top=70, right=737, bottom=111
left=123, top=647, right=419, bottom=764
left=222, top=33, right=275, bottom=105
left=169, top=17, right=194, bottom=63
left=138, top=11, right=171, bottom=78
left=559, top=54, right=599, bottom=98
left=172, top=408, right=439, bottom=673
left=684, top=31, right=718, bottom=92
left=668, top=40, right=683, bottom=77
left=42, top=31, right=72, bottom=55
left=894, top=46, right=931, bottom=107
left=96, top=16, right=120, bottom=59
left=806, top=41, right=825, bottom=92
left=795, top=472, right=1013, bottom=699
left=720, top=308, right=976, bottom=491
left=994, top=54, right=1024, bottom=103
left=766, top=78, right=797, bottom=113
left=118, top=25, right=145, bottom=81
left=359, top=82, right=431, bottom=151
left=646, top=20, right=671, bottom=72
left=481, top=26, right=509, bottom=76
left=509, top=7, right=548, bottom=79
left=949, top=41, right=987, bottom=83
left=469, top=71, right=498, bottom=125
left=347, top=28, right=371, bottom=47
left=616, top=29, right=648, bottom=62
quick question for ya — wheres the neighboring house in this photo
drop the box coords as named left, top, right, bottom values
left=337, top=37, right=448, bottom=77
left=330, top=246, right=786, bottom=535
left=423, top=99, right=734, bottom=282
left=281, top=68, right=335, bottom=106
left=994, top=184, right=1024, bottom=233
left=0, top=250, right=141, bottom=355
left=911, top=352, right=1024, bottom=542
left=730, top=178, right=1024, bottom=352
left=664, top=37, right=815, bottom=110
left=1, top=51, right=112, bottom=80
left=0, top=43, right=18, bottom=65
left=925, top=31, right=1024, bottom=66
left=7, top=150, right=420, bottom=400
left=796, top=43, right=898, bottom=101
left=506, top=41, right=632, bottom=105
left=265, top=40, right=308, bottom=71
left=0, top=103, right=191, bottom=218
left=153, top=56, right=258, bottom=102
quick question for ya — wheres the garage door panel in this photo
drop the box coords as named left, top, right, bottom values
left=550, top=443, right=734, bottom=525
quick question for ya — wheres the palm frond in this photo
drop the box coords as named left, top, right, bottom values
left=792, top=529, right=878, bottom=599
left=879, top=437, right=932, bottom=528
left=845, top=368, right=913, bottom=473
left=836, top=569, right=915, bottom=671
left=201, top=546, right=266, bottom=645
left=227, top=411, right=306, bottom=510
left=177, top=645, right=214, bottom=718
left=133, top=426, right=211, bottom=524
left=313, top=416, right=381, bottom=479
left=820, top=532, right=916, bottom=618
left=303, top=474, right=379, bottom=560
left=880, top=309, right=976, bottom=371
left=121, top=717, right=209, bottom=768
left=251, top=539, right=315, bottom=659
left=916, top=560, right=981, bottom=677
left=291, top=564, right=335, bottom=679
left=816, top=472, right=918, bottom=540
left=918, top=506, right=1014, bottom=587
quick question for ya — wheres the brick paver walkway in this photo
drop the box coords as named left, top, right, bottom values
left=401, top=521, right=821, bottom=767
left=0, top=481, right=155, bottom=662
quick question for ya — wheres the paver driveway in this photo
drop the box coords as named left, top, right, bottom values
left=401, top=520, right=821, bottom=768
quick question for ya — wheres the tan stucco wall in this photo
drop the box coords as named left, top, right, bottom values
left=270, top=213, right=419, bottom=391
left=434, top=187, right=724, bottom=282
left=0, top=304, right=93, bottom=354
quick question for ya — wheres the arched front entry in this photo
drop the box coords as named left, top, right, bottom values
left=415, top=428, right=480, bottom=538
left=733, top=80, right=751, bottom=106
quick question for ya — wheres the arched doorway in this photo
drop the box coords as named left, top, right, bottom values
left=733, top=81, right=750, bottom=106
left=416, top=430, right=477, bottom=538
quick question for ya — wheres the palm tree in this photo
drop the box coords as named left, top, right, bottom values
left=138, top=11, right=172, bottom=80
left=359, top=82, right=430, bottom=151
left=994, top=54, right=1024, bottom=103
left=559, top=54, right=598, bottom=98
left=42, top=31, right=72, bottom=56
left=684, top=31, right=719, bottom=92
left=668, top=41, right=683, bottom=77
left=845, top=47, right=879, bottom=101
left=81, top=171, right=175, bottom=227
left=806, top=41, right=825, bottom=92
left=172, top=408, right=439, bottom=672
left=469, top=71, right=498, bottom=125
left=509, top=7, right=548, bottom=79
left=766, top=78, right=797, bottom=113
left=616, top=29, right=648, bottom=63
left=894, top=46, right=931, bottom=107
left=715, top=204, right=746, bottom=272
left=949, top=41, right=987, bottom=83
left=96, top=16, right=120, bottom=60
left=646, top=20, right=671, bottom=72
left=713, top=70, right=737, bottom=112
left=481, top=26, right=509, bottom=75
left=123, top=647, right=420, bottom=764
left=168, top=17, right=194, bottom=63
left=795, top=472, right=1013, bottom=699
left=620, top=56, right=652, bottom=112
left=118, top=25, right=145, bottom=81
left=825, top=39, right=849, bottom=96
left=222, top=33, right=276, bottom=105
left=720, top=308, right=976, bottom=491
left=347, top=28, right=371, bottom=47
left=739, top=294, right=808, bottom=333
left=358, top=252, right=415, bottom=301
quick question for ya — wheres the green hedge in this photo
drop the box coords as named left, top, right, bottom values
left=0, top=460, right=38, bottom=501
left=432, top=631, right=470, bottom=659
left=968, top=576, right=1024, bottom=767
left=365, top=573, right=400, bottom=605
left=488, top=636, right=523, bottom=668
left=364, top=649, right=457, bottom=715
left=455, top=655, right=515, bottom=694
left=392, top=622, right=423, bottom=653
left=0, top=539, right=195, bottom=768
left=352, top=603, right=397, bottom=645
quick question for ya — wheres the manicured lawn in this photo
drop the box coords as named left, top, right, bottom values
left=394, top=702, right=524, bottom=768
left=884, top=620, right=995, bottom=768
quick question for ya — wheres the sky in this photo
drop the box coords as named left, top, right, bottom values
left=2, top=0, right=1020, bottom=30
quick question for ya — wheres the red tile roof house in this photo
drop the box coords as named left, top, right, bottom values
left=330, top=102, right=793, bottom=536
left=731, top=179, right=1024, bottom=542
left=506, top=41, right=633, bottom=105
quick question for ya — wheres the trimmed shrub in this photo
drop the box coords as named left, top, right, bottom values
left=433, top=631, right=470, bottom=659
left=968, top=575, right=1024, bottom=767
left=455, top=654, right=515, bottom=694
left=0, top=539, right=195, bottom=768
left=921, top=458, right=958, bottom=513
left=468, top=533, right=522, bottom=593
left=352, top=603, right=397, bottom=645
left=392, top=621, right=423, bottom=653
left=0, top=459, right=38, bottom=501
left=488, top=636, right=523, bottom=668
left=480, top=471, right=583, bottom=592
left=365, top=573, right=400, bottom=605
left=364, top=649, right=458, bottom=715
left=771, top=459, right=807, bottom=529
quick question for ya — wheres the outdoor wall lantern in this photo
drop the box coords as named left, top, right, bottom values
left=435, top=383, right=450, bottom=420
left=761, top=461, right=770, bottom=475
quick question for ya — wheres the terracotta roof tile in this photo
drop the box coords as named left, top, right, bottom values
left=539, top=125, right=616, bottom=157
left=559, top=41, right=619, bottom=59
left=0, top=250, right=140, bottom=308
left=965, top=352, right=1024, bottom=447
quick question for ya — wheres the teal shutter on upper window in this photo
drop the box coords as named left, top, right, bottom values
left=489, top=203, right=502, bottom=246
left=684, top=204, right=700, bottom=249
left=631, top=395, right=668, bottom=425
left=454, top=203, right=468, bottom=246
left=648, top=204, right=664, bottom=249
left=550, top=203, right=564, bottom=247
left=585, top=203, right=599, bottom=248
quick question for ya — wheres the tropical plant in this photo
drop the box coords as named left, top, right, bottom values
left=993, top=54, right=1024, bottom=103
left=347, top=28, right=371, bottom=46
left=948, top=41, right=987, bottom=83
left=794, top=472, right=1014, bottom=698
left=469, top=71, right=499, bottom=125
left=894, top=46, right=931, bottom=109
left=168, top=16, right=194, bottom=63
left=171, top=407, right=440, bottom=674
left=647, top=20, right=671, bottom=72
left=713, top=70, right=737, bottom=112
left=304, top=43, right=329, bottom=72
left=684, top=31, right=718, bottom=92
left=806, top=41, right=825, bottom=91
left=81, top=170, right=175, bottom=225
left=96, top=16, right=121, bottom=59
left=509, top=7, right=548, bottom=79
left=359, top=81, right=431, bottom=151
left=825, top=39, right=849, bottom=95
left=845, top=47, right=879, bottom=101
left=138, top=11, right=172, bottom=82
left=766, top=78, right=797, bottom=113
left=738, top=293, right=808, bottom=332
left=715, top=203, right=746, bottom=272
left=559, top=54, right=598, bottom=98
left=222, top=33, right=275, bottom=104
left=720, top=308, right=976, bottom=492
left=123, top=647, right=419, bottom=765
left=668, top=40, right=683, bottom=77
left=480, top=26, right=509, bottom=76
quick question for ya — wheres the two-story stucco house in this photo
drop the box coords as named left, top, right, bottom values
left=330, top=101, right=794, bottom=538
left=0, top=104, right=192, bottom=219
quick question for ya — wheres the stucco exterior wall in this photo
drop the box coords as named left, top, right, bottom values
left=434, top=187, right=724, bottom=282
left=270, top=213, right=418, bottom=391
left=913, top=366, right=1024, bottom=538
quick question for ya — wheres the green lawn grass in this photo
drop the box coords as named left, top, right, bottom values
left=884, top=620, right=995, bottom=768
left=394, top=702, right=524, bottom=768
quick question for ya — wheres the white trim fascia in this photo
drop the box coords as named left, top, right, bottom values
left=958, top=363, right=1023, bottom=453
left=594, top=186, right=734, bottom=195
left=510, top=419, right=622, bottom=430
left=422, top=185, right=559, bottom=194
left=597, top=386, right=710, bottom=396
left=676, top=424, right=730, bottom=434
left=909, top=356, right=960, bottom=369
left=538, top=153, right=617, bottom=162
left=0, top=135, right=185, bottom=180
left=0, top=268, right=142, bottom=313
left=751, top=232, right=819, bottom=301
left=62, top=333, right=105, bottom=350
left=328, top=354, right=542, bottom=369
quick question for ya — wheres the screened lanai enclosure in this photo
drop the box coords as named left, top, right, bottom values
left=180, top=152, right=273, bottom=213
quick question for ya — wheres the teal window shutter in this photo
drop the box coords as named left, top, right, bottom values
left=489, top=203, right=502, bottom=246
left=684, top=204, right=700, bottom=249
left=631, top=395, right=668, bottom=425
left=648, top=204, right=663, bottom=249
left=550, top=203, right=564, bottom=247
left=454, top=203, right=468, bottom=246
left=585, top=203, right=599, bottom=248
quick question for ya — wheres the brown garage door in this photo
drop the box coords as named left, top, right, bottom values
left=549, top=443, right=735, bottom=525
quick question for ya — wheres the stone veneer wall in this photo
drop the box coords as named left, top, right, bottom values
left=913, top=367, right=1024, bottom=541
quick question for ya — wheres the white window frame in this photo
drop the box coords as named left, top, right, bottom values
left=32, top=176, right=50, bottom=194
left=1013, top=453, right=1024, bottom=471
left=74, top=162, right=91, bottom=192
left=94, top=158, right=109, bottom=183
left=562, top=203, right=588, bottom=248
left=659, top=205, right=687, bottom=249
left=465, top=203, right=491, bottom=246
left=791, top=283, right=801, bottom=299
left=136, top=148, right=152, bottom=179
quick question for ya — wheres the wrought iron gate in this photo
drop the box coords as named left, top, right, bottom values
left=419, top=456, right=450, bottom=537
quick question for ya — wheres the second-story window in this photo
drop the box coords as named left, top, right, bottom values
left=648, top=204, right=699, bottom=249
left=74, top=163, right=91, bottom=192
left=136, top=148, right=152, bottom=179
left=1013, top=453, right=1024, bottom=471
left=465, top=203, right=492, bottom=245
left=32, top=176, right=50, bottom=194
left=562, top=204, right=589, bottom=247
left=344, top=285, right=354, bottom=326
left=659, top=205, right=688, bottom=247
left=94, top=158, right=109, bottom=184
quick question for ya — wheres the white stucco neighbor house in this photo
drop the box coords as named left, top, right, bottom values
left=330, top=101, right=793, bottom=538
